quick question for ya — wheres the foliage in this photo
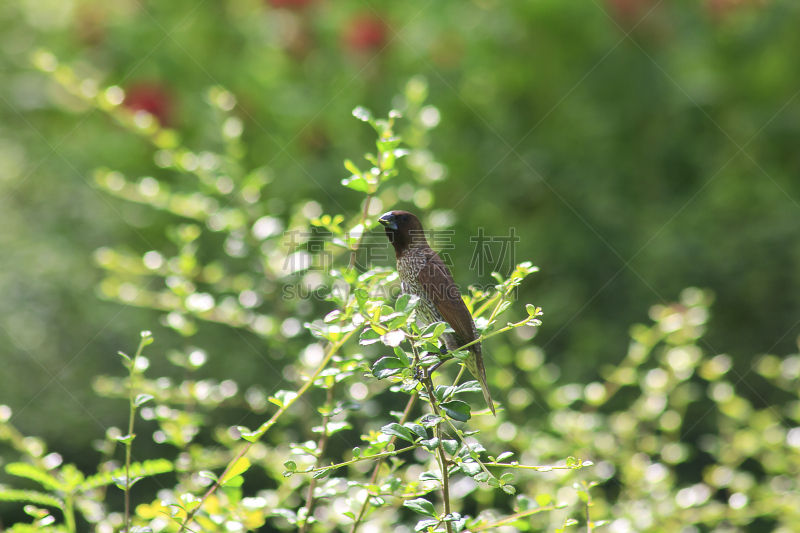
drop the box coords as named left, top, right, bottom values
left=3, top=2, right=800, bottom=531
left=2, top=73, right=800, bottom=532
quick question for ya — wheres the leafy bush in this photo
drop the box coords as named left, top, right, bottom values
left=2, top=63, right=800, bottom=533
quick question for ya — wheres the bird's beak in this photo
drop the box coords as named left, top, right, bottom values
left=378, top=212, right=397, bottom=230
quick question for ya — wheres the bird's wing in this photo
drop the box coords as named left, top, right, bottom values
left=417, top=251, right=477, bottom=347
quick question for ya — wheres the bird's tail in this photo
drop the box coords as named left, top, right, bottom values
left=463, top=348, right=496, bottom=416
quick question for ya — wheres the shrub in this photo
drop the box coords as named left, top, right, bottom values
left=2, top=57, right=800, bottom=533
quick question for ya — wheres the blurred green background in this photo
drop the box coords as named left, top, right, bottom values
left=1, top=0, right=799, bottom=526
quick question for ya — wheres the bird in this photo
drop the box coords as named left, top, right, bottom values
left=378, top=210, right=496, bottom=416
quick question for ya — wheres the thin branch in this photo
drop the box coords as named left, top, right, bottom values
left=124, top=334, right=149, bottom=533
left=348, top=193, right=373, bottom=272
left=300, top=445, right=420, bottom=474
left=467, top=505, right=557, bottom=532
left=484, top=461, right=591, bottom=471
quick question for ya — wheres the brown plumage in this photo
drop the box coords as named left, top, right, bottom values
left=378, top=210, right=496, bottom=416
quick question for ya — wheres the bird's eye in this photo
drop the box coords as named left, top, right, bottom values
left=402, top=215, right=409, bottom=222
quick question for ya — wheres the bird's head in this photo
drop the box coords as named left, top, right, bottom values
left=378, top=210, right=427, bottom=256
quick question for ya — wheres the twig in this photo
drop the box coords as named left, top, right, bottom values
left=123, top=333, right=150, bottom=533
left=301, top=445, right=420, bottom=474
left=348, top=193, right=373, bottom=272
left=467, top=505, right=557, bottom=532
left=484, top=462, right=590, bottom=471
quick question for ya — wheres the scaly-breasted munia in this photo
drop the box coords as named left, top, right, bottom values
left=378, top=210, right=496, bottom=416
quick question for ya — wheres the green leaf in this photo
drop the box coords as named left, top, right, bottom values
left=394, top=346, right=410, bottom=366
left=496, top=451, right=514, bottom=462
left=344, top=159, right=362, bottom=177
left=440, top=400, right=471, bottom=422
left=441, top=440, right=458, bottom=456
left=434, top=385, right=451, bottom=402
left=420, top=321, right=448, bottom=341
left=500, top=473, right=516, bottom=484
left=359, top=328, right=381, bottom=346
left=0, top=490, right=64, bottom=509
left=404, top=423, right=427, bottom=440
left=237, top=426, right=260, bottom=443
left=342, top=175, right=369, bottom=192
left=284, top=461, right=297, bottom=471
left=526, top=303, right=537, bottom=316
left=502, top=485, right=516, bottom=495
left=473, top=472, right=489, bottom=482
left=312, top=469, right=330, bottom=480
left=116, top=434, right=135, bottom=445
left=134, top=394, right=154, bottom=407
left=385, top=313, right=409, bottom=330
left=419, top=471, right=441, bottom=482
left=414, top=519, right=439, bottom=532
left=495, top=301, right=511, bottom=317
left=395, top=294, right=419, bottom=313
left=420, top=438, right=439, bottom=451
left=403, top=497, right=437, bottom=518
left=223, top=475, right=244, bottom=487
left=355, top=288, right=370, bottom=309
left=268, top=390, right=298, bottom=409
left=372, top=357, right=405, bottom=379
left=565, top=456, right=580, bottom=468
left=450, top=350, right=470, bottom=361
left=81, top=459, right=174, bottom=491
left=535, top=494, right=553, bottom=507
left=454, top=381, right=482, bottom=394
left=460, top=462, right=481, bottom=476
left=419, top=414, right=443, bottom=428
left=4, top=464, right=65, bottom=491
left=198, top=471, right=217, bottom=481
left=220, top=457, right=251, bottom=485
left=381, top=423, right=415, bottom=442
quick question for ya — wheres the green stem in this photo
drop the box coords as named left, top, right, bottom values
left=468, top=505, right=556, bottom=532
left=64, top=494, right=76, bottom=533
left=348, top=193, right=373, bottom=272
left=484, top=462, right=588, bottom=471
left=303, top=445, right=420, bottom=473
left=124, top=334, right=148, bottom=533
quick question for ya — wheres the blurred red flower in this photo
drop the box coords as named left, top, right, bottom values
left=123, top=83, right=173, bottom=127
left=344, top=14, right=387, bottom=51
